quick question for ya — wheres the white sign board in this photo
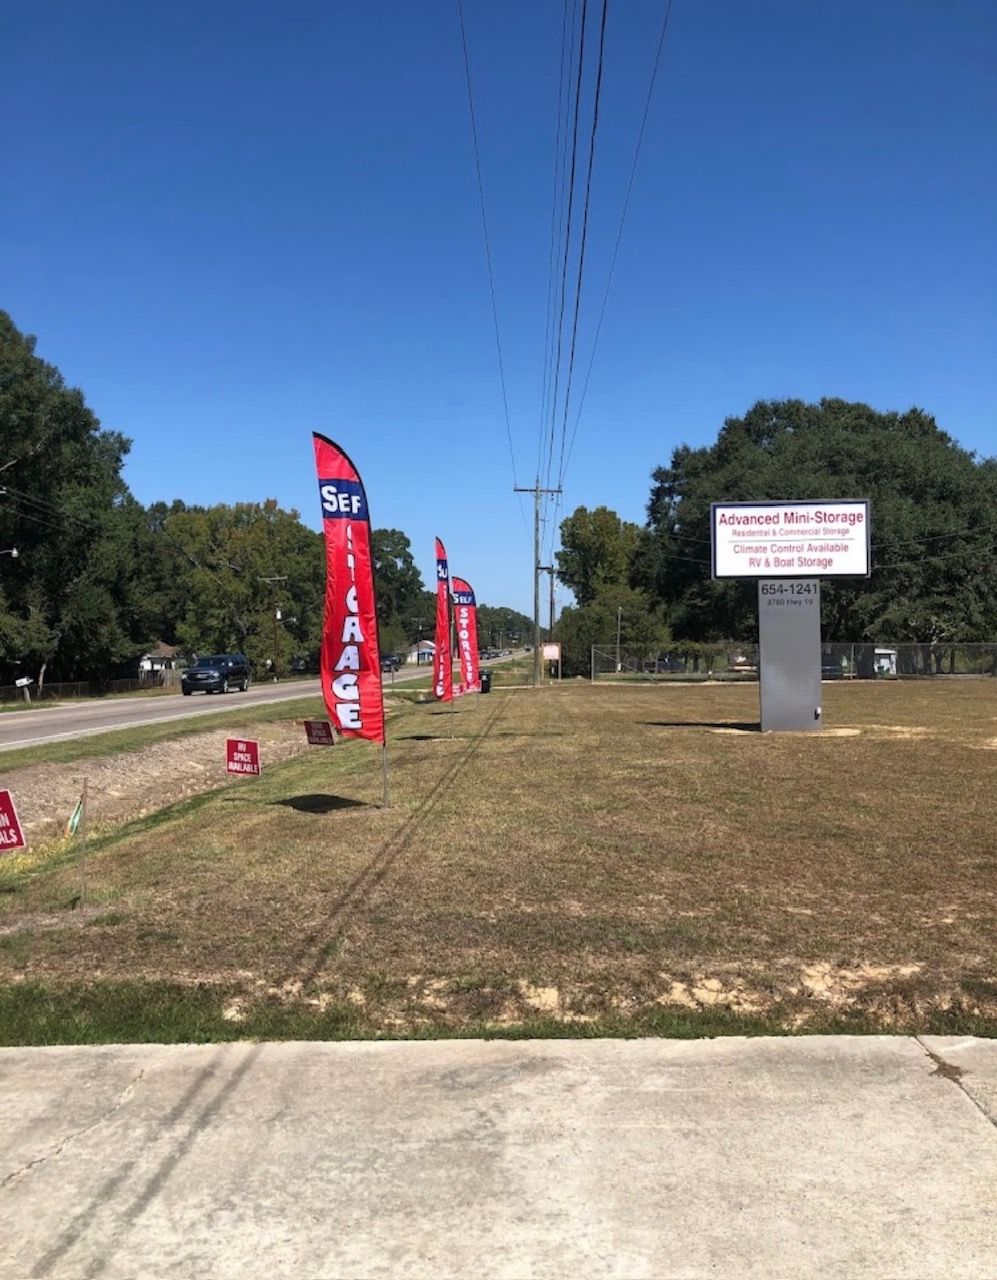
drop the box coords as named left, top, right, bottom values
left=711, top=501, right=870, bottom=578
left=542, top=643, right=561, bottom=661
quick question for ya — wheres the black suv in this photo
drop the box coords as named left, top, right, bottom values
left=181, top=654, right=251, bottom=695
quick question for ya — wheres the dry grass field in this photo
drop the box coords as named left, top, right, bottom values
left=1, top=678, right=995, bottom=1042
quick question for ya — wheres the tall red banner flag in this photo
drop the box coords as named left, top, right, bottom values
left=312, top=434, right=385, bottom=743
left=451, top=577, right=480, bottom=695
left=433, top=537, right=453, bottom=702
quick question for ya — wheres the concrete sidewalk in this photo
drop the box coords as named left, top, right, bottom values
left=2, top=1036, right=995, bottom=1279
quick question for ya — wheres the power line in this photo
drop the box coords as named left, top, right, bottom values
left=2, top=500, right=66, bottom=536
left=456, top=0, right=524, bottom=521
left=564, top=0, right=677, bottom=477
left=537, top=0, right=576, bottom=488
left=543, top=0, right=590, bottom=493
left=555, top=0, right=609, bottom=490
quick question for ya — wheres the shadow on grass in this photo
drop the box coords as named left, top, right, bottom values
left=399, top=730, right=564, bottom=742
left=640, top=720, right=761, bottom=732
left=272, top=794, right=371, bottom=814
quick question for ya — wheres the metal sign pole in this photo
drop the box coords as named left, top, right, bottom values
left=78, top=778, right=88, bottom=908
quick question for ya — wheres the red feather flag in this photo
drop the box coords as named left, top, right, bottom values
left=433, top=537, right=453, bottom=702
left=451, top=576, right=480, bottom=695
left=312, top=433, right=385, bottom=743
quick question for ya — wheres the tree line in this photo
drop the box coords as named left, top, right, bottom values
left=555, top=398, right=997, bottom=676
left=0, top=312, right=529, bottom=686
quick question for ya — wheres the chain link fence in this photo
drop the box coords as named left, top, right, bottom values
left=591, top=643, right=997, bottom=682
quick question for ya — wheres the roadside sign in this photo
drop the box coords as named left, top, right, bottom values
left=226, top=738, right=261, bottom=776
left=542, top=643, right=561, bottom=661
left=0, top=789, right=27, bottom=853
left=304, top=720, right=336, bottom=746
left=711, top=500, right=870, bottom=578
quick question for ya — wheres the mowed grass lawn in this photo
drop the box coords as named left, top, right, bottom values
left=2, top=679, right=995, bottom=1042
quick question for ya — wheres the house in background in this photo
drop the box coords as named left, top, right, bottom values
left=138, top=641, right=181, bottom=681
left=406, top=640, right=435, bottom=666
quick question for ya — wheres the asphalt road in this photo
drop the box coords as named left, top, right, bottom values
left=0, top=666, right=428, bottom=752
left=2, top=1035, right=995, bottom=1279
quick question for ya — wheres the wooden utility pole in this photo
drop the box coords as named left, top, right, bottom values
left=514, top=483, right=561, bottom=687
left=538, top=565, right=556, bottom=684
left=259, top=575, right=287, bottom=681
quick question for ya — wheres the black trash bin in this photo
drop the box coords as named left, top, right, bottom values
left=479, top=669, right=492, bottom=693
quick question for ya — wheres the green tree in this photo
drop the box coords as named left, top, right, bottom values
left=370, top=528, right=425, bottom=655
left=162, top=500, right=324, bottom=674
left=555, top=505, right=641, bottom=606
left=0, top=310, right=145, bottom=683
left=635, top=399, right=997, bottom=644
left=556, top=585, right=668, bottom=677
left=476, top=604, right=533, bottom=650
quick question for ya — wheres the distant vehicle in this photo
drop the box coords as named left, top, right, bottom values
left=646, top=655, right=687, bottom=674
left=379, top=654, right=400, bottom=672
left=500, top=649, right=511, bottom=656
left=181, top=654, right=250, bottom=695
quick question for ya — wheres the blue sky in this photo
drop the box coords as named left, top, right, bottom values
left=3, top=0, right=995, bottom=616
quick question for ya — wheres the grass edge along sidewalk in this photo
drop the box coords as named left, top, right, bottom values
left=4, top=978, right=992, bottom=1048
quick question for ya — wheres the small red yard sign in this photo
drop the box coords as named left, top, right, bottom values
left=304, top=720, right=336, bottom=745
left=226, top=738, right=261, bottom=776
left=0, top=789, right=27, bottom=853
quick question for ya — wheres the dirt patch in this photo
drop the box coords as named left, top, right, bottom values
left=863, top=724, right=932, bottom=739
left=656, top=975, right=766, bottom=1013
left=798, top=962, right=923, bottom=1004
left=3, top=720, right=313, bottom=843
left=0, top=908, right=107, bottom=936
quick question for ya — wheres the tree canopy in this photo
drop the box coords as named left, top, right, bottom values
left=0, top=310, right=139, bottom=681
left=555, top=505, right=641, bottom=607
left=0, top=312, right=526, bottom=684
left=635, top=399, right=997, bottom=643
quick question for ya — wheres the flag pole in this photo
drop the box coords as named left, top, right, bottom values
left=381, top=742, right=390, bottom=808
left=78, top=777, right=88, bottom=908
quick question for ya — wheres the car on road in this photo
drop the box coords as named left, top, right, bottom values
left=380, top=654, right=401, bottom=672
left=181, top=654, right=251, bottom=695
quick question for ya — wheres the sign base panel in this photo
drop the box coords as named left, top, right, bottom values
left=758, top=580, right=822, bottom=732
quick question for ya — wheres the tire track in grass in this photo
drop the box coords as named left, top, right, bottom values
left=287, top=690, right=516, bottom=989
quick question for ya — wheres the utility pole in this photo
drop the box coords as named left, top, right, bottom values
left=539, top=567, right=555, bottom=639
left=514, top=482, right=561, bottom=688
left=259, top=575, right=287, bottom=681
left=538, top=565, right=556, bottom=683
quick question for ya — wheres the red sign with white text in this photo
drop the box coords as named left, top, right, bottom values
left=226, top=738, right=261, bottom=776
left=0, top=789, right=27, bottom=854
left=433, top=536, right=453, bottom=702
left=304, top=719, right=336, bottom=746
left=313, top=433, right=385, bottom=742
left=451, top=576, right=480, bottom=695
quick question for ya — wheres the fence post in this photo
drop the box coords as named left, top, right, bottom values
left=590, top=646, right=595, bottom=684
